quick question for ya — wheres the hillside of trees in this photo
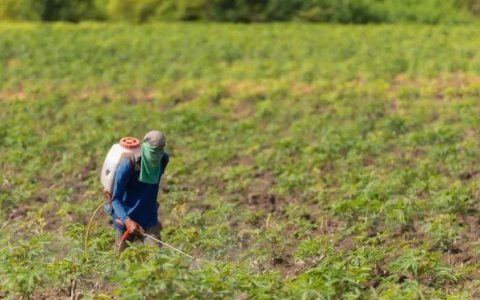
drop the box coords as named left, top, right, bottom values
left=1, top=0, right=480, bottom=24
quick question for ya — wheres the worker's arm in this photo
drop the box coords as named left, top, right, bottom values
left=111, top=159, right=132, bottom=224
left=161, top=152, right=169, bottom=176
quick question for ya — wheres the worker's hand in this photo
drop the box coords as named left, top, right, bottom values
left=103, top=189, right=112, bottom=201
left=125, top=218, right=143, bottom=235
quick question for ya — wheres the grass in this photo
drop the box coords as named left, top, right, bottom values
left=2, top=22, right=480, bottom=298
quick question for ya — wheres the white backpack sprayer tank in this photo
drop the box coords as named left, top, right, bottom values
left=100, top=137, right=141, bottom=194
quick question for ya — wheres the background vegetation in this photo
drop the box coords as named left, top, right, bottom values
left=1, top=0, right=480, bottom=23
left=2, top=22, right=480, bottom=298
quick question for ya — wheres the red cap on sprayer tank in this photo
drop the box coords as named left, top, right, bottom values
left=120, top=137, right=140, bottom=149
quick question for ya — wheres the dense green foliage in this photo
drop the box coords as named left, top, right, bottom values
left=2, top=23, right=480, bottom=298
left=0, top=0, right=478, bottom=23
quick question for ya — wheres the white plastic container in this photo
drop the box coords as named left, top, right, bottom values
left=100, top=137, right=141, bottom=193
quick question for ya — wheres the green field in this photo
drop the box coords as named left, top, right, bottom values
left=2, top=23, right=480, bottom=298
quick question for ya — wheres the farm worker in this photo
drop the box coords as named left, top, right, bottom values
left=112, top=130, right=169, bottom=251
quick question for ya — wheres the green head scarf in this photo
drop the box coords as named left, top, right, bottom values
left=139, top=131, right=166, bottom=184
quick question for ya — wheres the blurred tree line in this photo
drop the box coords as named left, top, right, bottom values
left=0, top=0, right=479, bottom=23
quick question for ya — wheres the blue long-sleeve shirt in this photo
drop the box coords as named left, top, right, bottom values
left=111, top=153, right=169, bottom=230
